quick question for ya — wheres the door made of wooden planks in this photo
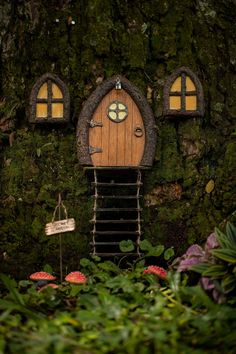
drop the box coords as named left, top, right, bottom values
left=89, top=88, right=145, bottom=166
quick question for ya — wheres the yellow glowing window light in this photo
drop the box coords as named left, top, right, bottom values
left=36, top=82, right=64, bottom=119
left=169, top=74, right=197, bottom=111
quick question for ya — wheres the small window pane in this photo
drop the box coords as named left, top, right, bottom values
left=36, top=103, right=47, bottom=118
left=170, top=77, right=181, bottom=92
left=186, top=96, right=197, bottom=110
left=118, top=111, right=127, bottom=120
left=110, top=103, right=117, bottom=110
left=118, top=103, right=125, bottom=110
left=169, top=96, right=181, bottom=110
left=52, top=103, right=64, bottom=118
left=109, top=111, right=117, bottom=121
left=52, top=83, right=63, bottom=99
left=186, top=76, right=196, bottom=91
left=37, top=83, right=48, bottom=99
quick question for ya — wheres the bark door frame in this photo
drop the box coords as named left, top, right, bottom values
left=76, top=76, right=156, bottom=167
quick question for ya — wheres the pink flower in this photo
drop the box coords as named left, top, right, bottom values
left=143, top=265, right=167, bottom=280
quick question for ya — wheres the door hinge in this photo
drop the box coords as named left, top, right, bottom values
left=89, top=146, right=103, bottom=155
left=89, top=119, right=103, bottom=128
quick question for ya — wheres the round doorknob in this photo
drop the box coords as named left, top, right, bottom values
left=134, top=126, right=143, bottom=137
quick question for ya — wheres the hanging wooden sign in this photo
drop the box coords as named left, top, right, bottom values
left=45, top=218, right=75, bottom=236
left=45, top=194, right=75, bottom=236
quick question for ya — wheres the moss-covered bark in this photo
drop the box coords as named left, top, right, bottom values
left=0, top=0, right=235, bottom=278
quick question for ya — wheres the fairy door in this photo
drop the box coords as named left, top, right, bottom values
left=76, top=76, right=156, bottom=167
left=88, top=88, right=145, bottom=167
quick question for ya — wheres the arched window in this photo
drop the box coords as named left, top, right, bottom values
left=29, top=73, right=70, bottom=124
left=163, top=67, right=204, bottom=117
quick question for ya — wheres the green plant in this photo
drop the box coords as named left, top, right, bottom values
left=173, top=222, right=236, bottom=303
left=0, top=253, right=236, bottom=354
left=191, top=223, right=236, bottom=302
left=119, top=239, right=175, bottom=259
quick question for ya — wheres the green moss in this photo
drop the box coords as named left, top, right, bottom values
left=0, top=0, right=235, bottom=277
left=155, top=123, right=183, bottom=182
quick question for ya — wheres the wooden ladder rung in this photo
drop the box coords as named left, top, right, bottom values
left=94, top=195, right=142, bottom=199
left=91, top=182, right=143, bottom=186
left=90, top=252, right=140, bottom=257
left=96, top=208, right=142, bottom=212
left=90, top=219, right=142, bottom=224
left=90, top=242, right=120, bottom=245
left=91, top=231, right=140, bottom=235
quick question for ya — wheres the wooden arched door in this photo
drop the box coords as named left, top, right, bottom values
left=76, top=76, right=156, bottom=167
left=89, top=88, right=145, bottom=166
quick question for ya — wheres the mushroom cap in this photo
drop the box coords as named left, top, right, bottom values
left=38, top=283, right=59, bottom=292
left=143, top=265, right=167, bottom=280
left=29, top=271, right=56, bottom=281
left=65, top=271, right=87, bottom=284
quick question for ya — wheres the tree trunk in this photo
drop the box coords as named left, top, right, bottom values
left=0, top=0, right=235, bottom=277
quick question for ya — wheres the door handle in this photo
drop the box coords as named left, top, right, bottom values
left=134, top=126, right=143, bottom=137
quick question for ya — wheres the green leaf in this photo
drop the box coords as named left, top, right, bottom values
left=202, top=264, right=227, bottom=277
left=211, top=248, right=236, bottom=264
left=36, top=148, right=41, bottom=157
left=80, top=258, right=93, bottom=267
left=80, top=258, right=97, bottom=271
left=18, top=280, right=32, bottom=288
left=43, top=264, right=53, bottom=273
left=221, top=275, right=236, bottom=294
left=91, top=255, right=101, bottom=262
left=119, top=240, right=135, bottom=252
left=148, top=245, right=164, bottom=257
left=98, top=261, right=121, bottom=274
left=226, top=222, right=236, bottom=245
left=0, top=298, right=44, bottom=320
left=164, top=247, right=175, bottom=260
left=70, top=285, right=82, bottom=297
left=0, top=274, right=25, bottom=306
left=139, top=239, right=152, bottom=251
left=190, top=263, right=210, bottom=274
left=215, top=227, right=231, bottom=248
left=180, top=285, right=215, bottom=309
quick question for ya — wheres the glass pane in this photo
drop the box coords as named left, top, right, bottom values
left=169, top=96, right=181, bottom=110
left=118, top=111, right=127, bottom=120
left=52, top=83, right=63, bottom=99
left=186, top=76, right=196, bottom=91
left=109, top=111, right=117, bottom=121
left=110, top=103, right=117, bottom=110
left=118, top=103, right=125, bottom=110
left=37, top=83, right=48, bottom=99
left=52, top=103, right=64, bottom=118
left=170, top=77, right=181, bottom=92
left=36, top=103, right=47, bottom=118
left=186, top=96, right=197, bottom=110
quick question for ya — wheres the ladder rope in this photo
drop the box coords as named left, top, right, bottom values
left=92, top=169, right=98, bottom=255
left=136, top=170, right=142, bottom=256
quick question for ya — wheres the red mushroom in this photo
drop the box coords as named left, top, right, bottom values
left=38, top=283, right=59, bottom=292
left=65, top=271, right=87, bottom=284
left=143, top=265, right=167, bottom=280
left=29, top=271, right=56, bottom=281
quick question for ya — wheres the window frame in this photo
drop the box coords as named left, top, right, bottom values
left=163, top=67, right=204, bottom=117
left=29, top=73, right=70, bottom=124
